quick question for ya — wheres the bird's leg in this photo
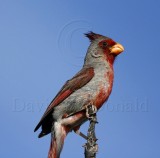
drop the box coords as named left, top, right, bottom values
left=73, top=103, right=98, bottom=141
left=74, top=128, right=88, bottom=140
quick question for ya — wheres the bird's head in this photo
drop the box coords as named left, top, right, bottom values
left=84, top=31, right=124, bottom=67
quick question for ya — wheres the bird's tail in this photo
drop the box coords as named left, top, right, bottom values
left=48, top=122, right=69, bottom=158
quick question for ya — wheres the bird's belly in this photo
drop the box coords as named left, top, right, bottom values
left=60, top=110, right=87, bottom=130
left=53, top=76, right=111, bottom=121
left=53, top=88, right=95, bottom=120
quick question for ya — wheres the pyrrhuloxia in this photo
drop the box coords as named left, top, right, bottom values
left=34, top=32, right=124, bottom=158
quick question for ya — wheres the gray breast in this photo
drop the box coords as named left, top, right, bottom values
left=53, top=65, right=110, bottom=121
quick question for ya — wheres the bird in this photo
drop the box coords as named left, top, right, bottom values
left=34, top=31, right=124, bottom=158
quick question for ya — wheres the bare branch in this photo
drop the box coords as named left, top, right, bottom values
left=84, top=104, right=98, bottom=158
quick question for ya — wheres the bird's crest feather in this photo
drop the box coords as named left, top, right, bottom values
left=85, top=31, right=103, bottom=41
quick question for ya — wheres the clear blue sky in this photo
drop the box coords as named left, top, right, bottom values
left=0, top=0, right=160, bottom=158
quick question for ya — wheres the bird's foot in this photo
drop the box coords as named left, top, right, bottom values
left=73, top=104, right=98, bottom=140
left=85, top=104, right=98, bottom=121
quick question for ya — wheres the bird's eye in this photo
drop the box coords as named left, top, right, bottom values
left=102, top=42, right=108, bottom=48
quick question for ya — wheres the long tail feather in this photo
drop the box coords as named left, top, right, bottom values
left=48, top=122, right=68, bottom=158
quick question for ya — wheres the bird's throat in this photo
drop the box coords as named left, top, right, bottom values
left=106, top=54, right=116, bottom=66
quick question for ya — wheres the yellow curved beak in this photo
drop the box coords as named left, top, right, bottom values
left=110, top=43, right=124, bottom=55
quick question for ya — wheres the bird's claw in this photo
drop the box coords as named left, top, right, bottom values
left=85, top=104, right=97, bottom=120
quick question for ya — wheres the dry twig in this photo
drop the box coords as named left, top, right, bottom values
left=84, top=104, right=98, bottom=158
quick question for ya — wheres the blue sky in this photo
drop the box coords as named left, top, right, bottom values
left=0, top=0, right=160, bottom=158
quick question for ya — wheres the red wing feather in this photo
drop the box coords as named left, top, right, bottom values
left=34, top=67, right=94, bottom=132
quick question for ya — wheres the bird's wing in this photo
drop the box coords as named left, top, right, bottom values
left=34, top=67, right=94, bottom=132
